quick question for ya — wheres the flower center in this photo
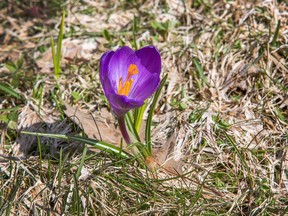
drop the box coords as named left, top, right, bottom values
left=118, top=64, right=139, bottom=96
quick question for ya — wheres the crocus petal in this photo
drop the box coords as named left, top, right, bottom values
left=99, top=45, right=162, bottom=117
left=129, top=73, right=160, bottom=101
left=99, top=50, right=114, bottom=93
left=135, top=46, right=161, bottom=75
left=107, top=93, right=144, bottom=116
left=124, top=59, right=151, bottom=95
left=108, top=46, right=141, bottom=90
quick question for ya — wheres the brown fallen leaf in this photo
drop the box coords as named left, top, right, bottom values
left=64, top=104, right=122, bottom=146
left=152, top=133, right=183, bottom=175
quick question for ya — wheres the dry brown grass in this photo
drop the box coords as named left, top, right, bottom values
left=0, top=0, right=287, bottom=215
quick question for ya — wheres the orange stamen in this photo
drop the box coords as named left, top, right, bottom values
left=118, top=64, right=139, bottom=96
left=128, top=64, right=138, bottom=78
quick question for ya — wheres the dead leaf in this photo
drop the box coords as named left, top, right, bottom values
left=152, top=133, right=183, bottom=175
left=63, top=104, right=122, bottom=145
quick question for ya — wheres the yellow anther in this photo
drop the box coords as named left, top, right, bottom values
left=118, top=64, right=138, bottom=96
left=128, top=64, right=138, bottom=78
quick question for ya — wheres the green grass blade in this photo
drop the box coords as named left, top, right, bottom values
left=76, top=146, right=87, bottom=179
left=0, top=83, right=21, bottom=99
left=21, top=131, right=131, bottom=158
left=133, top=101, right=147, bottom=133
left=132, top=16, right=138, bottom=50
left=224, top=131, right=249, bottom=171
left=145, top=74, right=168, bottom=155
left=36, top=135, right=43, bottom=177
left=58, top=147, right=63, bottom=193
left=73, top=174, right=80, bottom=216
left=51, top=11, right=65, bottom=80
left=193, top=59, right=210, bottom=87
left=0, top=106, right=21, bottom=112
left=68, top=135, right=130, bottom=158
left=125, top=112, right=141, bottom=143
left=133, top=108, right=139, bottom=125
left=50, top=36, right=57, bottom=76
left=224, top=131, right=254, bottom=190
left=56, top=11, right=65, bottom=78
left=103, top=29, right=111, bottom=42
left=271, top=20, right=281, bottom=46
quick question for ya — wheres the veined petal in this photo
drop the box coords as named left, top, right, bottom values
left=107, top=92, right=144, bottom=116
left=129, top=73, right=160, bottom=101
left=126, top=60, right=151, bottom=95
left=100, top=50, right=114, bottom=93
left=108, top=46, right=141, bottom=89
left=135, top=46, right=161, bottom=75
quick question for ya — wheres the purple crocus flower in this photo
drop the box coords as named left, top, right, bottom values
left=99, top=46, right=161, bottom=117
